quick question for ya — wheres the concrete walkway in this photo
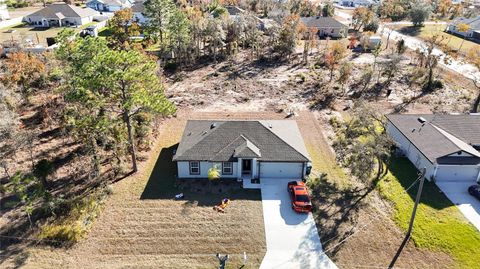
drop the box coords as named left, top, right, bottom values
left=436, top=181, right=480, bottom=232
left=259, top=178, right=338, bottom=269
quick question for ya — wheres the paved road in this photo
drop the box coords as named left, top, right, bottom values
left=436, top=181, right=480, bottom=232
left=380, top=25, right=480, bottom=81
left=259, top=178, right=338, bottom=269
left=335, top=10, right=480, bottom=82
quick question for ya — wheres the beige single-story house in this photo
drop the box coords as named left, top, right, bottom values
left=173, top=120, right=312, bottom=188
left=300, top=16, right=348, bottom=38
left=132, top=1, right=147, bottom=25
left=24, top=4, right=98, bottom=27
left=86, top=0, right=132, bottom=13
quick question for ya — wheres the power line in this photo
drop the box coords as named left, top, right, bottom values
left=318, top=176, right=421, bottom=247
left=314, top=176, right=422, bottom=262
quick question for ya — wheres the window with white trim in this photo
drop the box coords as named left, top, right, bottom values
left=189, top=161, right=200, bottom=175
left=222, top=162, right=233, bottom=175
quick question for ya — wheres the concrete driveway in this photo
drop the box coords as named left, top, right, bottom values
left=436, top=181, right=480, bottom=232
left=259, top=178, right=338, bottom=269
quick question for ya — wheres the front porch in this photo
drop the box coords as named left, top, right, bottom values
left=242, top=177, right=261, bottom=189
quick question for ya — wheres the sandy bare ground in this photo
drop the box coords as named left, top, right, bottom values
left=167, top=50, right=477, bottom=116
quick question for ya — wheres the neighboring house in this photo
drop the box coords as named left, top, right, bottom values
left=24, top=4, right=98, bottom=27
left=300, top=16, right=348, bottom=38
left=224, top=5, right=275, bottom=31
left=0, top=0, right=10, bottom=21
left=173, top=120, right=312, bottom=188
left=341, top=0, right=377, bottom=7
left=86, top=0, right=132, bottom=12
left=386, top=114, right=480, bottom=183
left=132, top=0, right=147, bottom=25
left=446, top=15, right=480, bottom=41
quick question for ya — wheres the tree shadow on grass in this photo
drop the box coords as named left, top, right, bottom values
left=398, top=26, right=422, bottom=37
left=140, top=144, right=179, bottom=200
left=386, top=157, right=454, bottom=210
left=140, top=143, right=262, bottom=206
left=309, top=175, right=371, bottom=255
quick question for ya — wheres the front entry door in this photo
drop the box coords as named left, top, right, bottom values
left=242, top=159, right=252, bottom=175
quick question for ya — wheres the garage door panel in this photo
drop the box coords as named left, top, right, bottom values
left=260, top=162, right=303, bottom=178
left=435, top=165, right=479, bottom=182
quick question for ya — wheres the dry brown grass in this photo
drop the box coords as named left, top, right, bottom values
left=1, top=111, right=296, bottom=269
left=299, top=111, right=455, bottom=269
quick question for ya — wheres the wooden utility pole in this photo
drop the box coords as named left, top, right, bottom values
left=388, top=167, right=426, bottom=269
left=407, top=167, right=426, bottom=237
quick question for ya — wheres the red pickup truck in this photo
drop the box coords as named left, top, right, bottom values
left=287, top=181, right=312, bottom=213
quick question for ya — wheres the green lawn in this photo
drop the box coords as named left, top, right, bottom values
left=396, top=24, right=480, bottom=55
left=97, top=27, right=112, bottom=38
left=79, top=21, right=98, bottom=29
left=379, top=158, right=480, bottom=269
left=1, top=24, right=69, bottom=46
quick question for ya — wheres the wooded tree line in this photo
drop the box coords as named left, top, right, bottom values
left=103, top=0, right=341, bottom=66
left=0, top=28, right=175, bottom=228
left=378, top=0, right=471, bottom=23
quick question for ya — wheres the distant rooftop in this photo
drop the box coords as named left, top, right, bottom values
left=27, top=4, right=97, bottom=19
left=301, top=16, right=347, bottom=29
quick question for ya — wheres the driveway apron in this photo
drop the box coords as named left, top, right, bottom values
left=259, top=178, right=338, bottom=269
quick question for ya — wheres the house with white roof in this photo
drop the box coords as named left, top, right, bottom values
left=24, top=4, right=98, bottom=27
left=86, top=0, right=133, bottom=13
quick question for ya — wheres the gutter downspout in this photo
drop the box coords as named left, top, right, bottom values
left=476, top=167, right=480, bottom=184
left=432, top=164, right=439, bottom=182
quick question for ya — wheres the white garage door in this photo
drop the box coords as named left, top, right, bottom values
left=435, top=165, right=479, bottom=182
left=259, top=162, right=303, bottom=178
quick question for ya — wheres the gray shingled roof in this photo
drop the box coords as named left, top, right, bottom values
left=300, top=16, right=347, bottom=29
left=173, top=120, right=311, bottom=162
left=132, top=1, right=144, bottom=13
left=451, top=15, right=480, bottom=30
left=233, top=136, right=261, bottom=158
left=386, top=114, right=480, bottom=164
left=27, top=4, right=97, bottom=19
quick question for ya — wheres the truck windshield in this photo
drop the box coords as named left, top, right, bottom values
left=296, top=195, right=310, bottom=202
